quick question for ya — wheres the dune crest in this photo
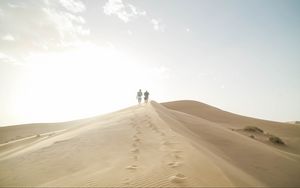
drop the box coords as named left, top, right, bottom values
left=0, top=100, right=300, bottom=187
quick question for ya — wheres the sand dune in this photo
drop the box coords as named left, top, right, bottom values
left=0, top=100, right=300, bottom=187
left=287, top=121, right=300, bottom=125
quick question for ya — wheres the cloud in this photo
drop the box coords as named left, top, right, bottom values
left=7, top=2, right=27, bottom=9
left=59, top=0, right=86, bottom=13
left=0, top=0, right=90, bottom=63
left=0, top=52, right=17, bottom=64
left=103, top=0, right=146, bottom=23
left=43, top=7, right=90, bottom=46
left=2, top=34, right=15, bottom=41
left=186, top=28, right=190, bottom=32
left=151, top=19, right=165, bottom=32
left=103, top=0, right=167, bottom=32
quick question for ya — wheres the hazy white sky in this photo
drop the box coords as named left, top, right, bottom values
left=0, top=0, right=299, bottom=126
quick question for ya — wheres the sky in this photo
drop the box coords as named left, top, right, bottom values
left=0, top=0, right=300, bottom=126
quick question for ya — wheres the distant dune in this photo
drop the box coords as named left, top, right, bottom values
left=0, top=100, right=300, bottom=187
left=286, top=121, right=300, bottom=125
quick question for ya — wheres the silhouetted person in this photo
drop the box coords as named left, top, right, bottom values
left=136, top=89, right=142, bottom=104
left=144, top=90, right=149, bottom=103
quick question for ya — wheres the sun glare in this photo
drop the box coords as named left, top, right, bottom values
left=12, top=43, right=150, bottom=124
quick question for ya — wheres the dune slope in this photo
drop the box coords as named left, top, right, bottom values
left=0, top=100, right=300, bottom=187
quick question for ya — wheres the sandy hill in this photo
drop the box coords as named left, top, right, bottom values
left=0, top=100, right=300, bottom=187
left=287, top=121, right=300, bottom=125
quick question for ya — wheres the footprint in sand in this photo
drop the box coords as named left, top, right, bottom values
left=152, top=127, right=158, bottom=132
left=161, top=140, right=171, bottom=145
left=133, top=155, right=138, bottom=161
left=126, top=164, right=138, bottom=170
left=146, top=123, right=152, bottom=128
left=131, top=122, right=137, bottom=126
left=122, top=178, right=131, bottom=185
left=172, top=153, right=182, bottom=159
left=132, top=143, right=138, bottom=147
left=131, top=148, right=139, bottom=153
left=143, top=118, right=150, bottom=122
left=167, top=161, right=181, bottom=168
left=135, top=129, right=141, bottom=134
left=133, top=137, right=141, bottom=143
left=160, top=132, right=166, bottom=136
left=132, top=135, right=139, bottom=139
left=168, top=173, right=187, bottom=183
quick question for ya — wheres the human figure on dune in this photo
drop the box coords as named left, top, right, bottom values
left=136, top=89, right=143, bottom=104
left=144, top=90, right=150, bottom=103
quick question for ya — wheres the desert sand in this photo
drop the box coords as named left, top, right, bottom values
left=0, top=100, right=300, bottom=187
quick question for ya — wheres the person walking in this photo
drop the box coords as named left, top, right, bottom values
left=136, top=89, right=143, bottom=104
left=144, top=90, right=150, bottom=103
